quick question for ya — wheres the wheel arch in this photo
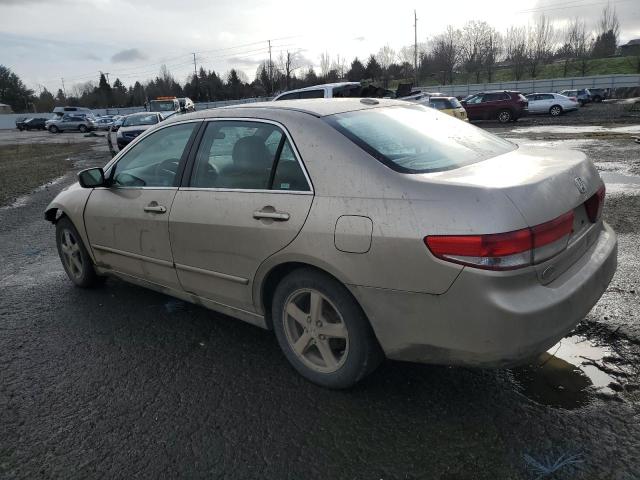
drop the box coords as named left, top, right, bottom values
left=255, top=257, right=356, bottom=330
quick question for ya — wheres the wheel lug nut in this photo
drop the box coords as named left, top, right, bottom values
left=316, top=321, right=322, bottom=327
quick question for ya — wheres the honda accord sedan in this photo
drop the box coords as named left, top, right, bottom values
left=45, top=99, right=617, bottom=388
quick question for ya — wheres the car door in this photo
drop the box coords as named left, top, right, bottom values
left=169, top=119, right=314, bottom=313
left=462, top=94, right=483, bottom=119
left=84, top=121, right=200, bottom=290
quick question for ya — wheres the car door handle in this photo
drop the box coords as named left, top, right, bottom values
left=144, top=204, right=167, bottom=213
left=253, top=209, right=290, bottom=221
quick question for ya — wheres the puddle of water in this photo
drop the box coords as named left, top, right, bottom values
left=513, top=335, right=627, bottom=409
left=511, top=125, right=640, bottom=135
left=600, top=171, right=640, bottom=186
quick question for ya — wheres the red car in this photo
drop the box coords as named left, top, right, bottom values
left=461, top=91, right=528, bottom=123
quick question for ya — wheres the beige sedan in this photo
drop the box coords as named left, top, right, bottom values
left=46, top=99, right=617, bottom=388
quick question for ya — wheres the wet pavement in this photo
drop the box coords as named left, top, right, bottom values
left=1, top=127, right=640, bottom=479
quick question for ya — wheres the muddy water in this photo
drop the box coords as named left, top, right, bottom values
left=513, top=335, right=635, bottom=409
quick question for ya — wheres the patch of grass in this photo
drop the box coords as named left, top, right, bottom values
left=0, top=143, right=86, bottom=206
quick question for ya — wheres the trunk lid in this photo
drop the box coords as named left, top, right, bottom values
left=422, top=146, right=605, bottom=283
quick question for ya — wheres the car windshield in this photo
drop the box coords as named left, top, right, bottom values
left=123, top=114, right=159, bottom=127
left=326, top=105, right=516, bottom=173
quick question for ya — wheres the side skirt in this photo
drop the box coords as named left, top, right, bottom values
left=95, top=267, right=268, bottom=329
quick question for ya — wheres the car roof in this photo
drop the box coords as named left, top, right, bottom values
left=165, top=98, right=411, bottom=123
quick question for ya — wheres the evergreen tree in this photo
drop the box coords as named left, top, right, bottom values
left=347, top=58, right=366, bottom=81
left=364, top=55, right=382, bottom=80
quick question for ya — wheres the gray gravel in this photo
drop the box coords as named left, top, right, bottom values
left=1, top=126, right=639, bottom=479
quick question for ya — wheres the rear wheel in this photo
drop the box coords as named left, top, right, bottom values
left=55, top=217, right=103, bottom=288
left=78, top=124, right=88, bottom=133
left=497, top=109, right=512, bottom=123
left=272, top=268, right=383, bottom=389
left=593, top=95, right=602, bottom=103
left=49, top=125, right=59, bottom=134
left=549, top=105, right=563, bottom=116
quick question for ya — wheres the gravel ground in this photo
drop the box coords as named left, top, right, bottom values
left=1, top=123, right=639, bottom=479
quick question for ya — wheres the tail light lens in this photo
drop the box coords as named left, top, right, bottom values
left=584, top=185, right=605, bottom=222
left=425, top=210, right=575, bottom=271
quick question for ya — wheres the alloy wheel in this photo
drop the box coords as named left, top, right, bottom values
left=550, top=106, right=562, bottom=116
left=283, top=288, right=349, bottom=373
left=498, top=110, right=511, bottom=123
left=59, top=228, right=84, bottom=280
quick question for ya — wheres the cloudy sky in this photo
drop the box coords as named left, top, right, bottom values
left=1, top=0, right=639, bottom=94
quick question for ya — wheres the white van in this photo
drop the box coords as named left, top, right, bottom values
left=273, top=82, right=362, bottom=101
left=52, top=106, right=94, bottom=119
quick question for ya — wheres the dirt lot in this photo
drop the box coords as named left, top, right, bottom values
left=0, top=112, right=639, bottom=479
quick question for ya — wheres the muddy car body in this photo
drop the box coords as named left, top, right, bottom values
left=45, top=98, right=617, bottom=388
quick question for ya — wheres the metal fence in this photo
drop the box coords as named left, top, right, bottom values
left=0, top=97, right=273, bottom=129
left=420, top=74, right=640, bottom=97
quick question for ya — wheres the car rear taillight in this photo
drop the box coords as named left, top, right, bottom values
left=424, top=211, right=575, bottom=270
left=584, top=184, right=605, bottom=222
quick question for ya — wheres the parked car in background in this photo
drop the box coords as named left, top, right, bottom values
left=525, top=93, right=579, bottom=116
left=588, top=88, right=608, bottom=103
left=427, top=96, right=468, bottom=121
left=94, top=117, right=114, bottom=131
left=46, top=114, right=96, bottom=133
left=148, top=97, right=181, bottom=116
left=46, top=98, right=616, bottom=389
left=273, top=82, right=363, bottom=100
left=16, top=117, right=49, bottom=131
left=558, top=89, right=592, bottom=106
left=116, top=112, right=163, bottom=150
left=461, top=91, right=528, bottom=123
left=110, top=115, right=124, bottom=131
left=178, top=97, right=196, bottom=113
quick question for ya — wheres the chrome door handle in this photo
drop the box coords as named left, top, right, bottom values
left=253, top=210, right=290, bottom=221
left=144, top=205, right=167, bottom=213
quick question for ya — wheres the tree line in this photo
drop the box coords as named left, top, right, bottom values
left=2, top=5, right=637, bottom=113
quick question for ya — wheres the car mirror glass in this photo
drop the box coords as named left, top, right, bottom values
left=78, top=168, right=105, bottom=188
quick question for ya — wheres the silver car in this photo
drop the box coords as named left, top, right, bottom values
left=46, top=114, right=96, bottom=133
left=525, top=93, right=579, bottom=116
left=45, top=99, right=617, bottom=388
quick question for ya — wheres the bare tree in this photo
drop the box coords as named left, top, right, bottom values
left=527, top=15, right=557, bottom=78
left=319, top=52, right=331, bottom=79
left=484, top=27, right=502, bottom=82
left=505, top=26, right=528, bottom=80
left=278, top=50, right=304, bottom=90
left=460, top=21, right=487, bottom=83
left=430, top=26, right=461, bottom=84
left=566, top=18, right=593, bottom=76
left=375, top=45, right=396, bottom=87
left=592, top=3, right=619, bottom=57
left=331, top=54, right=348, bottom=79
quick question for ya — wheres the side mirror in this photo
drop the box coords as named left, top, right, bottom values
left=78, top=167, right=105, bottom=188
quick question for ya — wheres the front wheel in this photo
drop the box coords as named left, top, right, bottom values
left=49, top=125, right=59, bottom=134
left=56, top=217, right=103, bottom=288
left=549, top=105, right=563, bottom=116
left=497, top=109, right=512, bottom=123
left=78, top=124, right=88, bottom=133
left=272, top=268, right=383, bottom=389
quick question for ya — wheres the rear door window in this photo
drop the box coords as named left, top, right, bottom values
left=299, top=89, right=325, bottom=99
left=190, top=121, right=310, bottom=191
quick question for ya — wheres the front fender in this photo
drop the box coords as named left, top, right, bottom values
left=44, top=182, right=95, bottom=261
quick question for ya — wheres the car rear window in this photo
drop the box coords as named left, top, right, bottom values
left=325, top=105, right=516, bottom=174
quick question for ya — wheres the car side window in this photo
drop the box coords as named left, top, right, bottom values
left=276, top=92, right=300, bottom=101
left=111, top=122, right=197, bottom=188
left=190, top=121, right=309, bottom=191
left=299, top=89, right=325, bottom=99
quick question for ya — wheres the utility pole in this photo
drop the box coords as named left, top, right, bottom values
left=192, top=52, right=199, bottom=101
left=61, top=78, right=66, bottom=97
left=268, top=39, right=273, bottom=95
left=414, top=9, right=418, bottom=88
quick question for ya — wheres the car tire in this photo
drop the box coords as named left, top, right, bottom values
left=49, top=125, right=59, bottom=133
left=55, top=217, right=103, bottom=288
left=549, top=105, right=563, bottom=116
left=497, top=109, right=512, bottom=123
left=272, top=268, right=384, bottom=389
left=593, top=96, right=602, bottom=103
left=79, top=125, right=88, bottom=133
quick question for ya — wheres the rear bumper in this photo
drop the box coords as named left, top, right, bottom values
left=349, top=222, right=617, bottom=367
